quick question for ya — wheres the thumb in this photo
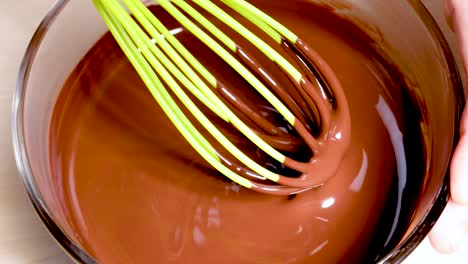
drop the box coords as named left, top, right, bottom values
left=447, top=0, right=468, bottom=74
left=451, top=108, right=468, bottom=204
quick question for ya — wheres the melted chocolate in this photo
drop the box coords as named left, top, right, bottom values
left=49, top=1, right=424, bottom=263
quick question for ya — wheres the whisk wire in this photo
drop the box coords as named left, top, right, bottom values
left=189, top=0, right=302, bottom=81
left=121, top=0, right=285, bottom=166
left=96, top=0, right=217, bottom=159
left=165, top=0, right=324, bottom=154
left=122, top=0, right=227, bottom=120
left=133, top=0, right=218, bottom=87
left=126, top=0, right=317, bottom=166
left=222, top=0, right=298, bottom=43
left=94, top=0, right=257, bottom=188
left=158, top=0, right=297, bottom=125
left=220, top=0, right=282, bottom=43
left=92, top=0, right=348, bottom=194
left=97, top=0, right=298, bottom=184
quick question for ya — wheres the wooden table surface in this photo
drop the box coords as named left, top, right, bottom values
left=0, top=0, right=466, bottom=263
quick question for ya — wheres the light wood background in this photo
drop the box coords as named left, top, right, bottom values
left=0, top=0, right=466, bottom=263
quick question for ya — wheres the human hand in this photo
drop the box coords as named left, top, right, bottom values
left=428, top=0, right=468, bottom=254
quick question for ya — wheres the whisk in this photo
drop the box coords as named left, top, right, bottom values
left=92, top=0, right=351, bottom=195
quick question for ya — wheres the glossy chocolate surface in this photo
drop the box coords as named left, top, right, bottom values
left=49, top=2, right=425, bottom=263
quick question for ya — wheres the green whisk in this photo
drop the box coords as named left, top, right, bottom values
left=92, top=0, right=351, bottom=195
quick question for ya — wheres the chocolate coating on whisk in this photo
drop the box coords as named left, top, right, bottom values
left=213, top=37, right=351, bottom=195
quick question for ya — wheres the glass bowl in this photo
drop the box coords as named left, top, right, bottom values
left=13, top=0, right=464, bottom=263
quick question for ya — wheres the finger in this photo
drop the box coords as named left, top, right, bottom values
left=451, top=108, right=468, bottom=205
left=429, top=201, right=468, bottom=254
left=448, top=0, right=468, bottom=73
left=445, top=0, right=455, bottom=31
